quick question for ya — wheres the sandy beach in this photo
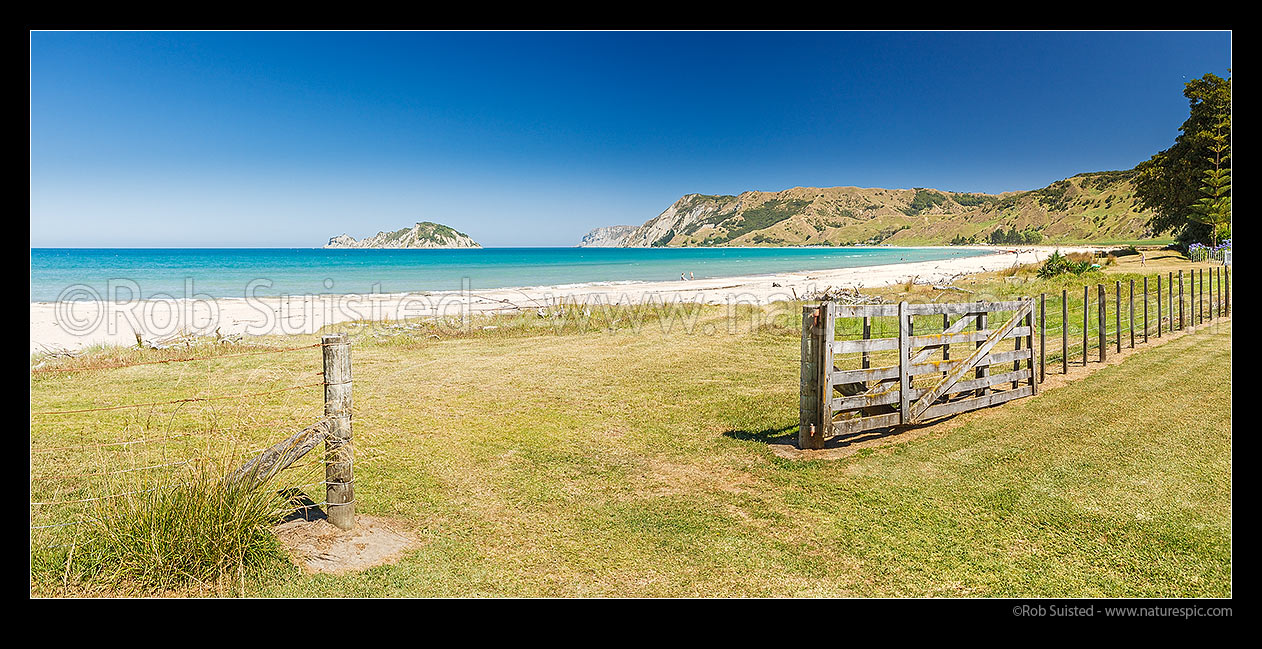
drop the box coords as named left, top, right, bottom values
left=29, top=245, right=1099, bottom=353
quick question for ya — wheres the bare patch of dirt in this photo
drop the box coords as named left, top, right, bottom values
left=770, top=317, right=1230, bottom=462
left=274, top=512, right=415, bottom=575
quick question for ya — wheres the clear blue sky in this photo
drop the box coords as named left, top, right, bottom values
left=30, top=31, right=1231, bottom=247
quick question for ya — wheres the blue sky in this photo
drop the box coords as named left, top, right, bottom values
left=30, top=31, right=1231, bottom=247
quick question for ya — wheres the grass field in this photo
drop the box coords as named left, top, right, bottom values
left=30, top=255, right=1232, bottom=597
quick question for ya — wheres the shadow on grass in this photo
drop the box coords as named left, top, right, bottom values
left=277, top=488, right=328, bottom=524
left=723, top=416, right=961, bottom=451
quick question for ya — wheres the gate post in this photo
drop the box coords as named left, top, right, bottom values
left=799, top=304, right=832, bottom=450
left=898, top=301, right=910, bottom=424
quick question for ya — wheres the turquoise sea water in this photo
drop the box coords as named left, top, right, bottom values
left=29, top=247, right=988, bottom=302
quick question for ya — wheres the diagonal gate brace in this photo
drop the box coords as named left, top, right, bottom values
left=907, top=299, right=1032, bottom=423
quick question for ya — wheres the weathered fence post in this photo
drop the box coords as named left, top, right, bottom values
left=1143, top=276, right=1149, bottom=343
left=1216, top=267, right=1222, bottom=317
left=1129, top=279, right=1135, bottom=348
left=1156, top=274, right=1162, bottom=338
left=861, top=315, right=871, bottom=379
left=1114, top=280, right=1121, bottom=354
left=1061, top=289, right=1068, bottom=375
left=1168, top=272, right=1174, bottom=331
left=1225, top=267, right=1230, bottom=315
left=942, top=313, right=950, bottom=378
left=1097, top=284, right=1106, bottom=362
left=898, top=301, right=911, bottom=423
left=1082, top=285, right=1088, bottom=367
left=799, top=305, right=825, bottom=450
left=1039, top=293, right=1045, bottom=383
left=1178, top=270, right=1184, bottom=330
left=322, top=333, right=354, bottom=531
left=1199, top=268, right=1204, bottom=324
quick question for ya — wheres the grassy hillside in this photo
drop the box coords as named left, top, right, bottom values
left=629, top=170, right=1161, bottom=247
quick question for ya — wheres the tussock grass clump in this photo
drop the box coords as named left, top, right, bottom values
left=76, top=464, right=291, bottom=593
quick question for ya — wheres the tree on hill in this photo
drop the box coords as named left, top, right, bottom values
left=1134, top=72, right=1231, bottom=246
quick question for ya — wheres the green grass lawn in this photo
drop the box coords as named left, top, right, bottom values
left=31, top=290, right=1231, bottom=596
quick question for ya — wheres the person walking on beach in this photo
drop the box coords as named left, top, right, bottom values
left=689, top=271, right=694, bottom=280
left=681, top=272, right=686, bottom=281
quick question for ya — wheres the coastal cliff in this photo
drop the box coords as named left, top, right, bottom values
left=577, top=225, right=638, bottom=247
left=326, top=222, right=480, bottom=249
left=588, top=170, right=1154, bottom=247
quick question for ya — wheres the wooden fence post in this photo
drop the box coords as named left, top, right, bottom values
left=861, top=316, right=871, bottom=376
left=1061, top=289, right=1068, bottom=375
left=1225, top=267, right=1230, bottom=315
left=1199, top=268, right=1204, bottom=324
left=322, top=333, right=354, bottom=531
left=1082, top=285, right=1088, bottom=367
left=898, top=301, right=911, bottom=424
left=1114, top=280, right=1121, bottom=354
left=1168, top=272, right=1174, bottom=331
left=1143, top=276, right=1149, bottom=343
left=1216, top=267, right=1222, bottom=317
left=1156, top=274, right=1162, bottom=338
left=942, top=313, right=950, bottom=378
left=1129, top=279, right=1135, bottom=348
left=1211, top=265, right=1221, bottom=315
left=1178, top=270, right=1184, bottom=330
left=1097, top=284, right=1106, bottom=362
left=1039, top=293, right=1045, bottom=383
left=799, top=306, right=824, bottom=450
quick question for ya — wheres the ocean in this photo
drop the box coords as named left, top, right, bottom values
left=29, top=247, right=989, bottom=302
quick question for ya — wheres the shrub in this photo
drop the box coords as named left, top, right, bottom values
left=1037, top=250, right=1094, bottom=278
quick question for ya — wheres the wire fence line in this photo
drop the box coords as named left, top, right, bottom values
left=31, top=334, right=362, bottom=548
left=29, top=342, right=325, bottom=375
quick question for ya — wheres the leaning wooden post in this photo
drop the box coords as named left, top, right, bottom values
left=799, top=305, right=824, bottom=450
left=1097, top=284, right=1106, bottom=362
left=1143, top=276, right=1149, bottom=343
left=322, top=333, right=354, bottom=531
left=898, top=301, right=911, bottom=424
left=1081, top=285, right=1088, bottom=367
left=1038, top=293, right=1045, bottom=383
left=1061, top=289, right=1068, bottom=375
left=1128, top=279, right=1135, bottom=348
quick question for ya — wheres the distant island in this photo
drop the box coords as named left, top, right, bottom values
left=326, top=222, right=481, bottom=249
left=578, top=170, right=1155, bottom=247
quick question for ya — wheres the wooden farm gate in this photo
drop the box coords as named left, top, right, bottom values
left=799, top=299, right=1036, bottom=449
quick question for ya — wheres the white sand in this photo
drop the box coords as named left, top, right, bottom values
left=29, top=245, right=1099, bottom=354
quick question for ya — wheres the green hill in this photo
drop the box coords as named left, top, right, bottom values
left=601, top=170, right=1160, bottom=247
